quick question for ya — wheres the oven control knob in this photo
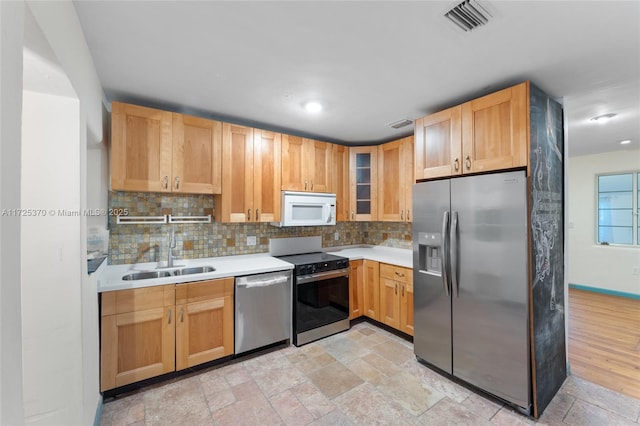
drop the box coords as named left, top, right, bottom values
left=311, top=264, right=317, bottom=273
left=299, top=265, right=307, bottom=275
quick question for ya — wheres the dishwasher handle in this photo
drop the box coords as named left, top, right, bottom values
left=236, top=273, right=291, bottom=288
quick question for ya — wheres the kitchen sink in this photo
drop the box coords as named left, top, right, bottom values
left=122, top=271, right=173, bottom=280
left=122, top=266, right=216, bottom=281
left=179, top=266, right=215, bottom=275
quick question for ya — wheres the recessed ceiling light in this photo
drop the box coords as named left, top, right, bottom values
left=590, top=113, right=616, bottom=123
left=619, top=139, right=631, bottom=145
left=304, top=101, right=322, bottom=113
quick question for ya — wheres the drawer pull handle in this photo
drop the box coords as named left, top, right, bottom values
left=395, top=271, right=405, bottom=277
left=465, top=155, right=471, bottom=170
left=180, top=307, right=184, bottom=322
left=454, top=158, right=460, bottom=171
left=395, top=283, right=398, bottom=295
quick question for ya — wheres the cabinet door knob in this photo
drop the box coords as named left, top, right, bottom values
left=454, top=158, right=460, bottom=171
left=247, top=209, right=251, bottom=221
left=175, top=176, right=180, bottom=190
left=163, top=176, right=169, bottom=189
left=465, top=155, right=471, bottom=170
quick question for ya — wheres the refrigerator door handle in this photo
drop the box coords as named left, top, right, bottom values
left=451, top=211, right=459, bottom=298
left=441, top=211, right=450, bottom=297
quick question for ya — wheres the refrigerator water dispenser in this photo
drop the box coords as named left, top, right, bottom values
left=418, top=232, right=442, bottom=275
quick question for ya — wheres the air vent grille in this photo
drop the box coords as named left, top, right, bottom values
left=388, top=119, right=413, bottom=129
left=445, top=0, right=492, bottom=32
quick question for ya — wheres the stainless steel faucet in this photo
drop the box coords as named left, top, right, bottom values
left=167, top=228, right=176, bottom=268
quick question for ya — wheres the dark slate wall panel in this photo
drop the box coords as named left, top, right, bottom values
left=529, top=83, right=566, bottom=416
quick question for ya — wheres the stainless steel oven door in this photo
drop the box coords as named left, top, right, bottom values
left=294, top=269, right=350, bottom=345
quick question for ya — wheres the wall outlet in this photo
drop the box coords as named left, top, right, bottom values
left=632, top=267, right=640, bottom=276
left=247, top=236, right=257, bottom=246
left=334, top=232, right=339, bottom=241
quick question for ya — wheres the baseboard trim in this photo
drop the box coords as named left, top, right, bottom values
left=93, top=395, right=103, bottom=426
left=569, top=283, right=640, bottom=300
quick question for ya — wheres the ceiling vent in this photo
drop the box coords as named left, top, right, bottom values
left=444, top=0, right=492, bottom=32
left=388, top=119, right=413, bottom=129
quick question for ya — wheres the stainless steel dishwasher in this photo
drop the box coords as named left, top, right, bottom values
left=235, top=270, right=292, bottom=354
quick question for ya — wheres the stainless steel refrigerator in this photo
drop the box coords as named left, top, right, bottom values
left=413, top=170, right=530, bottom=412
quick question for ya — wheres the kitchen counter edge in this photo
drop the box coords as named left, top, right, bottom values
left=97, top=253, right=294, bottom=293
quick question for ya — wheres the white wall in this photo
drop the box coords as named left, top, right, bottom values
left=1, top=1, right=104, bottom=424
left=0, top=1, right=26, bottom=424
left=568, top=149, right=640, bottom=295
left=21, top=90, right=84, bottom=425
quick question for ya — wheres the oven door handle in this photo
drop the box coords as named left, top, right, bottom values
left=296, top=268, right=350, bottom=284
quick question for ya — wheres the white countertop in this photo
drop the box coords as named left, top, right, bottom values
left=97, top=253, right=294, bottom=292
left=325, top=245, right=412, bottom=269
left=97, top=245, right=413, bottom=293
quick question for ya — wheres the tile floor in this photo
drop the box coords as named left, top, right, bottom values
left=100, top=322, right=640, bottom=425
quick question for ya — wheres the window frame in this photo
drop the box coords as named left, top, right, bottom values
left=595, top=171, right=639, bottom=247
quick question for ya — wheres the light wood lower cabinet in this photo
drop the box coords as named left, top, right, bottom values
left=101, top=278, right=234, bottom=391
left=100, top=286, right=175, bottom=391
left=362, top=260, right=380, bottom=320
left=175, top=278, right=234, bottom=370
left=400, top=277, right=414, bottom=336
left=378, top=263, right=413, bottom=336
left=349, top=260, right=364, bottom=319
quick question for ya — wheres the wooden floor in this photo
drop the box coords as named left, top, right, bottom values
left=568, top=288, right=640, bottom=400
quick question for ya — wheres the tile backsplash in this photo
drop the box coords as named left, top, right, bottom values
left=108, top=191, right=411, bottom=264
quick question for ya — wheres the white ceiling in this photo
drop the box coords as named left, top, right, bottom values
left=73, top=1, right=640, bottom=157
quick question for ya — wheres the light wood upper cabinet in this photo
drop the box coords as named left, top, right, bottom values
left=111, top=102, right=173, bottom=192
left=282, top=136, right=331, bottom=192
left=363, top=260, right=380, bottom=321
left=349, top=259, right=364, bottom=319
left=414, top=82, right=529, bottom=180
left=349, top=146, right=378, bottom=221
left=332, top=144, right=350, bottom=222
left=111, top=102, right=222, bottom=194
left=175, top=278, right=234, bottom=370
left=215, top=124, right=281, bottom=223
left=172, top=113, right=222, bottom=194
left=378, top=136, right=414, bottom=222
left=461, top=82, right=528, bottom=173
left=414, top=106, right=462, bottom=180
left=100, top=285, right=176, bottom=391
left=254, top=129, right=282, bottom=222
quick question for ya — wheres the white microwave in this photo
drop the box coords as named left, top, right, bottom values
left=271, top=191, right=336, bottom=227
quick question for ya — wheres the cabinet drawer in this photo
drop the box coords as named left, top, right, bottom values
left=379, top=263, right=412, bottom=284
left=175, top=278, right=234, bottom=305
left=101, top=285, right=175, bottom=316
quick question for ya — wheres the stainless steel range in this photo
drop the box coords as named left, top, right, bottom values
left=270, top=236, right=350, bottom=346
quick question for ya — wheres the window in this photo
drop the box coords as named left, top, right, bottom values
left=597, top=172, right=639, bottom=245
